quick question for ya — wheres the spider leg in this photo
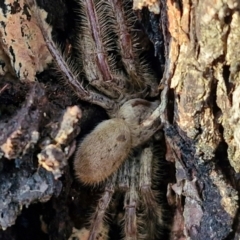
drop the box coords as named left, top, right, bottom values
left=117, top=99, right=161, bottom=147
left=142, top=82, right=170, bottom=127
left=88, top=174, right=117, bottom=240
left=27, top=0, right=117, bottom=111
left=77, top=0, right=159, bottom=101
left=116, top=85, right=151, bottom=108
left=108, top=0, right=159, bottom=97
left=0, top=84, right=9, bottom=95
left=76, top=0, right=130, bottom=99
left=139, top=143, right=163, bottom=239
left=118, top=155, right=139, bottom=240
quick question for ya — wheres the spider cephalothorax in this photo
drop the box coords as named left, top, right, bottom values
left=27, top=0, right=164, bottom=238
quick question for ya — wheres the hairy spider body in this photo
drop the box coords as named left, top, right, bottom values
left=27, top=0, right=164, bottom=239
left=74, top=118, right=132, bottom=184
left=75, top=98, right=160, bottom=185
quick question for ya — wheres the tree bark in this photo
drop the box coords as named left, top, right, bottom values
left=162, top=0, right=240, bottom=239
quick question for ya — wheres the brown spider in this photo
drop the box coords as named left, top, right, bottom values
left=27, top=0, right=164, bottom=239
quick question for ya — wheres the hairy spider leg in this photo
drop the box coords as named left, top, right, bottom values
left=76, top=0, right=129, bottom=99
left=88, top=174, right=117, bottom=240
left=27, top=0, right=117, bottom=111
left=108, top=0, right=159, bottom=97
left=122, top=155, right=139, bottom=240
left=139, top=144, right=163, bottom=239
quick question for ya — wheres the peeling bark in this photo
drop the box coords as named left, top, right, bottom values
left=163, top=0, right=240, bottom=239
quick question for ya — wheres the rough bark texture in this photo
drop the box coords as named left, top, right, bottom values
left=0, top=0, right=240, bottom=239
left=162, top=1, right=240, bottom=239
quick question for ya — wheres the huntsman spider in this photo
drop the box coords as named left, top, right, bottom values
left=28, top=0, right=165, bottom=239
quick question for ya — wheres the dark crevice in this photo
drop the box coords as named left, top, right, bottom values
left=136, top=8, right=165, bottom=70
left=223, top=9, right=233, bottom=25
left=211, top=76, right=222, bottom=117
left=222, top=65, right=234, bottom=104
left=165, top=125, right=234, bottom=239
left=167, top=88, right=175, bottom=124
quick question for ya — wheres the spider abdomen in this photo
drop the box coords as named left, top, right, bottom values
left=74, top=118, right=132, bottom=185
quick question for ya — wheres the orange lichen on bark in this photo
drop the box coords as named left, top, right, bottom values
left=166, top=0, right=189, bottom=45
left=0, top=129, right=39, bottom=159
left=133, top=0, right=160, bottom=14
left=164, top=0, right=191, bottom=93
left=38, top=106, right=82, bottom=179
left=0, top=0, right=52, bottom=81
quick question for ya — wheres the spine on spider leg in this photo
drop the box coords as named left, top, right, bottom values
left=108, top=0, right=159, bottom=97
left=88, top=175, right=116, bottom=240
left=75, top=0, right=127, bottom=99
left=26, top=0, right=115, bottom=110
left=138, top=144, right=164, bottom=239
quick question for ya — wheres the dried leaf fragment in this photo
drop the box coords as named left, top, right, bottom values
left=0, top=0, right=52, bottom=81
